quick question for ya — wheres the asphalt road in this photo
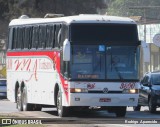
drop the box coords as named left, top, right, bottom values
left=0, top=99, right=160, bottom=127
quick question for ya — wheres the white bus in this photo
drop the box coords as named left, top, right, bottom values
left=7, top=14, right=140, bottom=117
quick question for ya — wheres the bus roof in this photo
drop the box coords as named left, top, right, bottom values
left=9, top=14, right=136, bottom=26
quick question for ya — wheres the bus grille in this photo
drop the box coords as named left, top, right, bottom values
left=88, top=91, right=122, bottom=94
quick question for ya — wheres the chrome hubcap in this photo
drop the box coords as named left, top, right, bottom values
left=17, top=90, right=21, bottom=109
left=22, top=90, right=27, bottom=110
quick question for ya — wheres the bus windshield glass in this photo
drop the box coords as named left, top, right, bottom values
left=70, top=23, right=138, bottom=43
left=70, top=45, right=139, bottom=80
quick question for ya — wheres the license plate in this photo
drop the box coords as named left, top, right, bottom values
left=99, top=98, right=111, bottom=102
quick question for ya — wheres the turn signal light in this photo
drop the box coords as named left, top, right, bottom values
left=70, top=88, right=88, bottom=93
left=123, top=89, right=139, bottom=94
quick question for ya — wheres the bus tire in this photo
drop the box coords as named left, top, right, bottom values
left=22, top=86, right=33, bottom=111
left=34, top=104, right=42, bottom=111
left=57, top=89, right=68, bottom=117
left=115, top=106, right=126, bottom=117
left=16, top=87, right=23, bottom=111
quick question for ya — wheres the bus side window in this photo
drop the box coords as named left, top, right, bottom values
left=46, top=24, right=55, bottom=49
left=58, top=28, right=62, bottom=46
left=12, top=27, right=17, bottom=50
left=21, top=27, right=25, bottom=49
left=39, top=25, right=46, bottom=49
left=55, top=24, right=61, bottom=48
left=46, top=25, right=50, bottom=48
left=59, top=24, right=67, bottom=47
left=28, top=26, right=33, bottom=49
left=53, top=25, right=56, bottom=48
left=17, top=27, right=23, bottom=49
left=32, top=26, right=39, bottom=49
left=59, top=24, right=69, bottom=47
left=24, top=27, right=29, bottom=49
left=24, top=26, right=32, bottom=50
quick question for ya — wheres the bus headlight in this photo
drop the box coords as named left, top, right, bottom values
left=123, top=89, right=139, bottom=94
left=70, top=88, right=88, bottom=93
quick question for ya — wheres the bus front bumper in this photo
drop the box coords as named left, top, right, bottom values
left=69, top=93, right=138, bottom=106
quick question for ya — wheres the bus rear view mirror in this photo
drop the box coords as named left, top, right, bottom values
left=63, top=39, right=70, bottom=61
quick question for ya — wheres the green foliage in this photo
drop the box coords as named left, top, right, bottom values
left=107, top=0, right=143, bottom=16
left=107, top=0, right=160, bottom=20
left=0, top=0, right=9, bottom=19
left=0, top=0, right=107, bottom=20
left=0, top=0, right=107, bottom=38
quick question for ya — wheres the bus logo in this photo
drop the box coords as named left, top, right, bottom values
left=103, top=88, right=108, bottom=93
left=87, top=83, right=95, bottom=89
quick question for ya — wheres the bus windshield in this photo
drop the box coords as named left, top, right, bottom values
left=70, top=23, right=138, bottom=43
left=70, top=45, right=139, bottom=81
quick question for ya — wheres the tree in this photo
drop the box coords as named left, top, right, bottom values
left=1, top=0, right=107, bottom=20
left=107, top=0, right=143, bottom=17
left=0, top=0, right=107, bottom=37
left=106, top=0, right=160, bottom=20
left=0, top=1, right=9, bottom=19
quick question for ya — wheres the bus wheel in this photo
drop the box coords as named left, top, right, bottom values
left=34, top=104, right=42, bottom=111
left=16, top=87, right=23, bottom=111
left=22, top=86, right=33, bottom=111
left=115, top=106, right=126, bottom=117
left=57, top=89, right=68, bottom=117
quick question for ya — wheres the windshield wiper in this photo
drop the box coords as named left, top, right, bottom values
left=113, top=65, right=123, bottom=80
left=111, top=54, right=123, bottom=80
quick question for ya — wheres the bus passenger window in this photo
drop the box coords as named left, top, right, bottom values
left=55, top=24, right=61, bottom=47
left=24, top=27, right=30, bottom=49
left=46, top=25, right=55, bottom=49
left=32, top=26, right=39, bottom=49
left=57, top=28, right=62, bottom=46
left=21, top=27, right=25, bottom=49
left=28, top=27, right=33, bottom=49
left=17, top=27, right=23, bottom=49
left=52, top=25, right=56, bottom=48
left=12, top=28, right=17, bottom=49
left=39, top=25, right=46, bottom=49
left=59, top=24, right=68, bottom=46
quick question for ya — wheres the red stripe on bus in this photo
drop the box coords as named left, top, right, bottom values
left=7, top=51, right=69, bottom=105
